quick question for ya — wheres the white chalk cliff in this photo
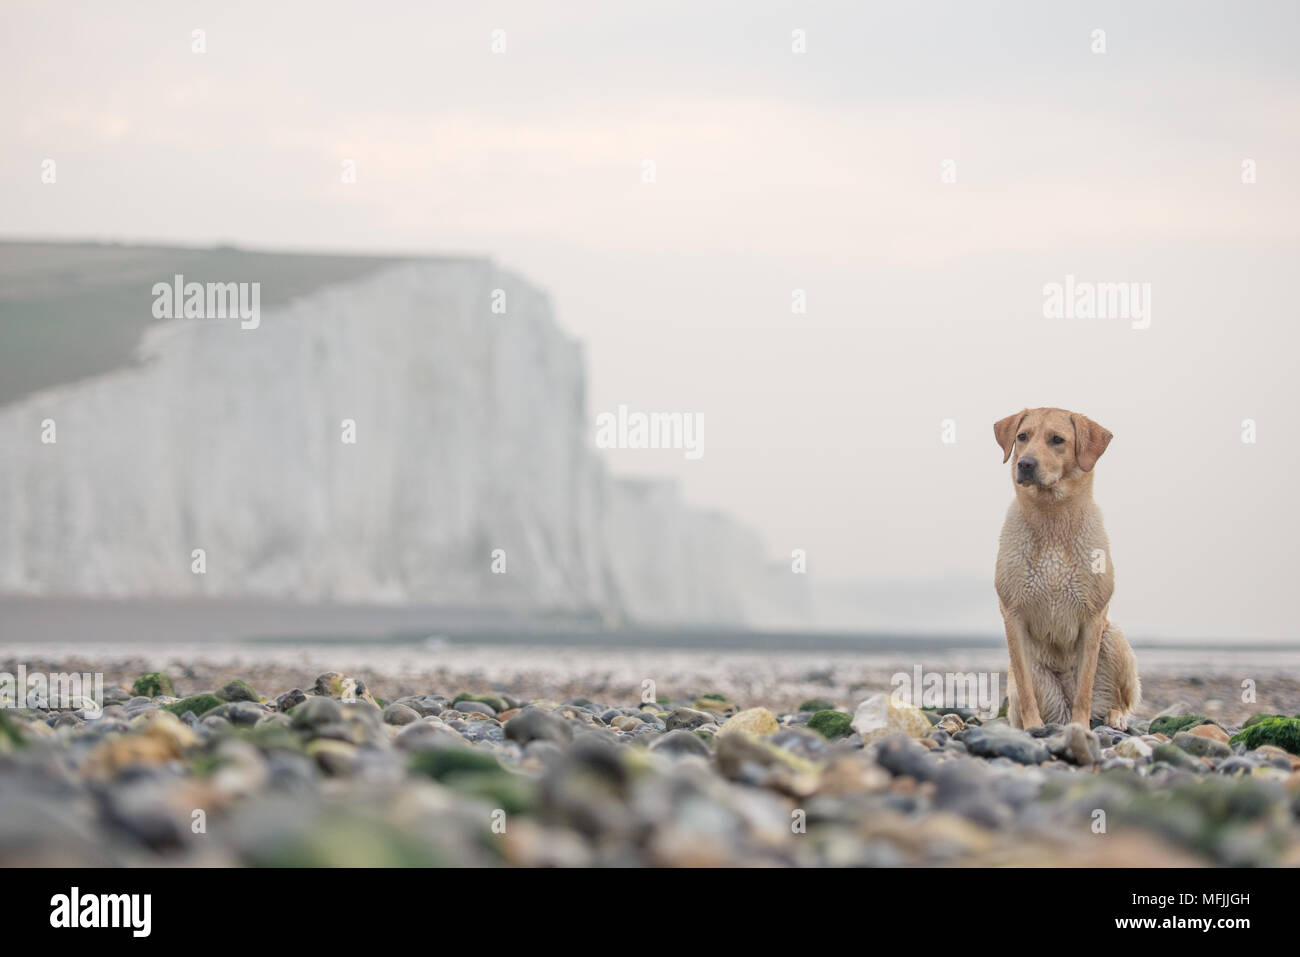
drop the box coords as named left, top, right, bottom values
left=0, top=259, right=790, bottom=625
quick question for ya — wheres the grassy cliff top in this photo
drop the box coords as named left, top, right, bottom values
left=0, top=240, right=420, bottom=406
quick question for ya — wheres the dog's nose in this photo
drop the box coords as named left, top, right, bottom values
left=1017, top=456, right=1037, bottom=475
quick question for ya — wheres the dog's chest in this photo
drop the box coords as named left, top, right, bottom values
left=998, top=522, right=1103, bottom=644
left=1015, top=549, right=1091, bottom=644
left=1017, top=544, right=1088, bottom=603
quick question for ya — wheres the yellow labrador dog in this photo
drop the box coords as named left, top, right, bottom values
left=993, top=407, right=1140, bottom=730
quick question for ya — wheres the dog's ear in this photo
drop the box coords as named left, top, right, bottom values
left=1072, top=414, right=1113, bottom=472
left=993, top=411, right=1026, bottom=464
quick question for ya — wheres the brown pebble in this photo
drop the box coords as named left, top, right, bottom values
left=1188, top=723, right=1229, bottom=743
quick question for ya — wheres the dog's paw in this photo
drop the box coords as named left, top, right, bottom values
left=1105, top=708, right=1129, bottom=731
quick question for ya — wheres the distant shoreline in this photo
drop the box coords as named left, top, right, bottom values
left=1, top=595, right=1295, bottom=654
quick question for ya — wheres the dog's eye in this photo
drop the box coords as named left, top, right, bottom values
left=1051, top=435, right=1065, bottom=445
left=1016, top=432, right=1027, bottom=442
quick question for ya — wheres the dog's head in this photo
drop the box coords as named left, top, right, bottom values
left=993, top=407, right=1112, bottom=500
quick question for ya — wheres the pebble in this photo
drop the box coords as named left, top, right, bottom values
left=1152, top=742, right=1206, bottom=772
left=716, top=707, right=779, bottom=737
left=1116, top=737, right=1154, bottom=760
left=1050, top=723, right=1102, bottom=766
left=276, top=689, right=308, bottom=712
left=664, top=708, right=713, bottom=731
left=851, top=694, right=932, bottom=743
left=504, top=706, right=573, bottom=745
left=383, top=703, right=420, bottom=726
left=960, top=723, right=1051, bottom=765
left=649, top=729, right=712, bottom=758
left=1173, top=730, right=1231, bottom=759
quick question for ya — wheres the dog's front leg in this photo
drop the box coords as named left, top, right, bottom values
left=1071, top=616, right=1106, bottom=725
left=1003, top=614, right=1042, bottom=729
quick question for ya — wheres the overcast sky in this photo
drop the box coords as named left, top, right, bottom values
left=2, top=1, right=1298, bottom=639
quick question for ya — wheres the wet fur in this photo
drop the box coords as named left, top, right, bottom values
left=993, top=407, right=1140, bottom=730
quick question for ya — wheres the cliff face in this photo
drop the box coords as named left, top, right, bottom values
left=0, top=257, right=784, bottom=625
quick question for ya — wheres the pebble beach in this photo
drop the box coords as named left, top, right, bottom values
left=3, top=647, right=1300, bottom=867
